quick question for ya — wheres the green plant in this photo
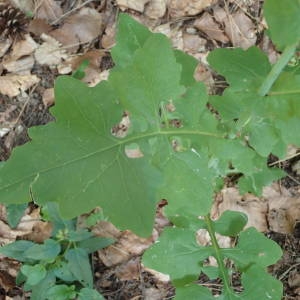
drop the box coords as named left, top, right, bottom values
left=0, top=0, right=299, bottom=298
left=0, top=203, right=113, bottom=299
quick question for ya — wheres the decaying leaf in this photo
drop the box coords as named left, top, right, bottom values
left=145, top=0, right=167, bottom=19
left=168, top=0, right=216, bottom=18
left=50, top=8, right=103, bottom=52
left=117, top=0, right=150, bottom=12
left=194, top=12, right=229, bottom=43
left=2, top=56, right=34, bottom=74
left=34, top=33, right=67, bottom=66
left=0, top=74, right=40, bottom=97
left=34, top=0, right=63, bottom=23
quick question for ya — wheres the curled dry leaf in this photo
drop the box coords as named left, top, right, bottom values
left=2, top=56, right=34, bottom=74
left=212, top=187, right=269, bottom=232
left=50, top=8, right=103, bottom=52
left=34, top=33, right=68, bottom=66
left=168, top=0, right=216, bottom=18
left=34, top=0, right=63, bottom=23
left=10, top=34, right=37, bottom=60
left=116, top=0, right=150, bottom=12
left=145, top=0, right=167, bottom=19
left=213, top=6, right=257, bottom=49
left=28, top=18, right=52, bottom=36
left=0, top=74, right=40, bottom=97
left=194, top=12, right=229, bottom=43
left=183, top=33, right=206, bottom=54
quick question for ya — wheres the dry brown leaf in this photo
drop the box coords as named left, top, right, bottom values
left=42, top=88, right=54, bottom=107
left=3, top=56, right=35, bottom=74
left=168, top=0, right=216, bottom=18
left=194, top=12, right=229, bottom=43
left=223, top=10, right=257, bottom=49
left=212, top=187, right=269, bottom=232
left=115, top=257, right=140, bottom=280
left=264, top=185, right=300, bottom=234
left=98, top=230, right=152, bottom=267
left=34, top=0, right=63, bottom=23
left=117, top=0, right=150, bottom=12
left=101, top=25, right=116, bottom=49
left=194, top=62, right=214, bottom=92
left=50, top=8, right=103, bottom=52
left=183, top=33, right=206, bottom=54
left=34, top=33, right=68, bottom=66
left=145, top=0, right=167, bottom=19
left=10, top=34, right=37, bottom=60
left=28, top=18, right=52, bottom=36
left=0, top=74, right=40, bottom=97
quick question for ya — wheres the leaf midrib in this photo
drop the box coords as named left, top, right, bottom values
left=0, top=129, right=224, bottom=191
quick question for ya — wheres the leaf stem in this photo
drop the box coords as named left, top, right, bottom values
left=258, top=43, right=298, bottom=96
left=204, top=214, right=234, bottom=297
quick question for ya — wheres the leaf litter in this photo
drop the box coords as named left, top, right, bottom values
left=0, top=0, right=299, bottom=299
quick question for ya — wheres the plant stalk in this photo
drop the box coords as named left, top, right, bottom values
left=204, top=214, right=234, bottom=297
left=258, top=43, right=298, bottom=96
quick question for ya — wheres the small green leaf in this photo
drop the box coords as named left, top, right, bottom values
left=264, top=0, right=300, bottom=49
left=30, top=271, right=56, bottom=300
left=222, top=227, right=282, bottom=269
left=46, top=284, right=76, bottom=300
left=21, top=264, right=47, bottom=286
left=208, top=47, right=271, bottom=91
left=78, top=287, right=105, bottom=300
left=175, top=284, right=215, bottom=300
left=67, top=229, right=93, bottom=242
left=54, top=262, right=76, bottom=282
left=5, top=203, right=27, bottom=228
left=0, top=240, right=35, bottom=262
left=214, top=211, right=248, bottom=237
left=200, top=266, right=219, bottom=280
left=77, top=237, right=115, bottom=253
left=24, top=239, right=61, bottom=261
left=72, top=59, right=89, bottom=80
left=143, top=227, right=213, bottom=286
left=65, top=248, right=93, bottom=288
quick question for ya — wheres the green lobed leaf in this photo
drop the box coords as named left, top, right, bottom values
left=0, top=240, right=35, bottom=262
left=142, top=227, right=213, bottom=286
left=23, top=239, right=61, bottom=261
left=264, top=0, right=300, bottom=49
left=214, top=211, right=248, bottom=237
left=65, top=248, right=93, bottom=288
left=54, top=261, right=76, bottom=282
left=222, top=227, right=282, bottom=270
left=21, top=264, right=47, bottom=286
left=5, top=203, right=27, bottom=228
left=30, top=271, right=56, bottom=300
left=45, top=284, right=76, bottom=300
left=77, top=236, right=115, bottom=253
left=240, top=265, right=283, bottom=300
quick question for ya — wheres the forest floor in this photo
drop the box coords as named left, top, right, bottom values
left=0, top=0, right=299, bottom=299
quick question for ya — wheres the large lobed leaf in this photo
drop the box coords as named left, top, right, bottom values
left=0, top=12, right=295, bottom=237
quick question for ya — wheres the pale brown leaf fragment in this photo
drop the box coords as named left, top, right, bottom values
left=168, top=0, right=216, bottom=18
left=34, top=34, right=68, bottom=66
left=145, top=0, right=167, bottom=19
left=0, top=74, right=40, bottom=97
left=10, top=34, right=38, bottom=60
left=34, top=0, right=63, bottom=22
left=116, top=0, right=150, bottom=12
left=3, top=56, right=34, bottom=74
left=194, top=12, right=229, bottom=43
left=28, top=18, right=52, bottom=36
left=50, top=8, right=103, bottom=52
